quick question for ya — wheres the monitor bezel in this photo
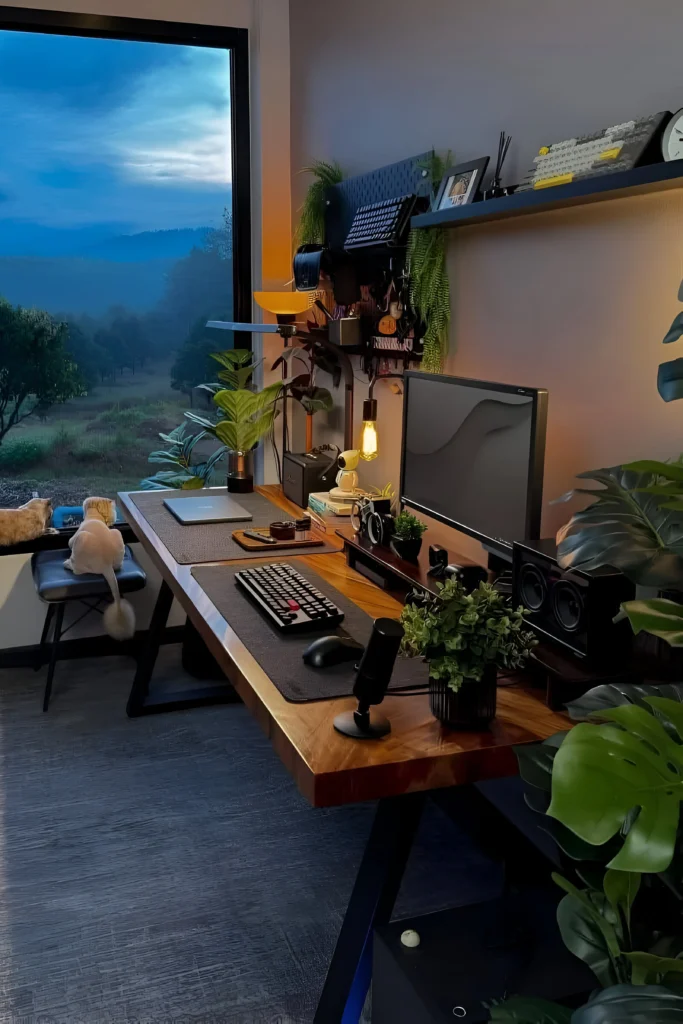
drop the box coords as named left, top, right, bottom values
left=399, top=370, right=548, bottom=550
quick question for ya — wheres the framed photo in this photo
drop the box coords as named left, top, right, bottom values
left=434, top=158, right=490, bottom=211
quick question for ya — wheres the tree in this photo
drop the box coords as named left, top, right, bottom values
left=0, top=297, right=85, bottom=443
left=171, top=315, right=233, bottom=399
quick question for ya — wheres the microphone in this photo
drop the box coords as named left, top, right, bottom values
left=334, top=617, right=404, bottom=739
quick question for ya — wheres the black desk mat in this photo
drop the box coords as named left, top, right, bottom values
left=128, top=488, right=338, bottom=564
left=191, top=558, right=428, bottom=702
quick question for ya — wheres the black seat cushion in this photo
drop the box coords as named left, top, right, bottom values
left=32, top=546, right=146, bottom=602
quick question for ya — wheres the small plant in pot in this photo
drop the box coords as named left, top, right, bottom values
left=400, top=576, right=537, bottom=728
left=390, top=510, right=428, bottom=562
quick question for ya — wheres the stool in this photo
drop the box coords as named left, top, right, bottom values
left=31, top=547, right=147, bottom=711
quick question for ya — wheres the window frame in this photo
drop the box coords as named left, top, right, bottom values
left=0, top=5, right=252, bottom=337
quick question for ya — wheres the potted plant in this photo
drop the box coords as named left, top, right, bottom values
left=185, top=349, right=283, bottom=493
left=489, top=682, right=683, bottom=1022
left=400, top=576, right=537, bottom=728
left=390, top=509, right=428, bottom=561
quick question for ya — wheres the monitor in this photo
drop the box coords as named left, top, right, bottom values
left=399, top=371, right=548, bottom=551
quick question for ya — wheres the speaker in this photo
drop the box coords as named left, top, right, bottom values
left=282, top=450, right=337, bottom=508
left=512, top=539, right=635, bottom=663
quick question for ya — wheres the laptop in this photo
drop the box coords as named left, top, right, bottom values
left=163, top=495, right=253, bottom=525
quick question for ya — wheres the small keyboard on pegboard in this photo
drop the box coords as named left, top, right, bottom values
left=344, top=195, right=419, bottom=250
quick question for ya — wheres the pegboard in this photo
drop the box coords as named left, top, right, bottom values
left=324, top=152, right=433, bottom=251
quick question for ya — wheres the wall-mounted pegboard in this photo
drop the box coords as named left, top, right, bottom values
left=324, top=153, right=433, bottom=250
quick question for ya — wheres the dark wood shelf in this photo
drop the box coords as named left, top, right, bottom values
left=411, top=158, right=683, bottom=231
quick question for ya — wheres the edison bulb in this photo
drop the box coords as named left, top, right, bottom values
left=359, top=420, right=378, bottom=461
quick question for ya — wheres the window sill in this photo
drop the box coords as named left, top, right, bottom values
left=0, top=523, right=137, bottom=557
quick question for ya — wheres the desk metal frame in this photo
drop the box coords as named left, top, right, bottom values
left=118, top=485, right=567, bottom=1023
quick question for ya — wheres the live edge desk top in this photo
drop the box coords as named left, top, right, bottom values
left=118, top=485, right=567, bottom=809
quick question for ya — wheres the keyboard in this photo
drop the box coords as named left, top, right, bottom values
left=235, top=562, right=344, bottom=632
left=518, top=111, right=670, bottom=191
left=344, top=195, right=417, bottom=250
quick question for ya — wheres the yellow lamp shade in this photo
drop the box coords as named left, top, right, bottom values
left=253, top=291, right=311, bottom=316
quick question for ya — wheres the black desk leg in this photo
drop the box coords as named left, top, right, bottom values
left=126, top=580, right=173, bottom=718
left=313, top=792, right=425, bottom=1024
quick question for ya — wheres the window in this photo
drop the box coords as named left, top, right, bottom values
left=0, top=11, right=250, bottom=510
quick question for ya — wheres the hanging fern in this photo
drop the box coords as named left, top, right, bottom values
left=295, top=160, right=344, bottom=246
left=408, top=225, right=450, bottom=373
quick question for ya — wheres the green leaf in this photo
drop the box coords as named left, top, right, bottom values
left=515, top=733, right=567, bottom=792
left=658, top=358, right=683, bottom=403
left=213, top=388, right=258, bottom=420
left=566, top=683, right=683, bottom=721
left=603, top=870, right=641, bottom=932
left=621, top=598, right=683, bottom=646
left=571, top=985, right=683, bottom=1023
left=624, top=951, right=683, bottom=986
left=553, top=874, right=623, bottom=986
left=555, top=465, right=683, bottom=588
left=184, top=411, right=216, bottom=430
left=489, top=996, right=572, bottom=1023
left=181, top=476, right=204, bottom=490
left=296, top=386, right=334, bottom=415
left=623, top=460, right=683, bottom=483
left=663, top=312, right=683, bottom=345
left=548, top=707, right=683, bottom=873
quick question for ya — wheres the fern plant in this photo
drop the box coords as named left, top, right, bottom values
left=409, top=149, right=452, bottom=373
left=295, top=160, right=344, bottom=246
left=408, top=225, right=450, bottom=373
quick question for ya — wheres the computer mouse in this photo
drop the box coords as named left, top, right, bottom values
left=302, top=635, right=365, bottom=669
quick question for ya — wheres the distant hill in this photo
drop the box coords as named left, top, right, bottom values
left=0, top=221, right=216, bottom=261
left=81, top=228, right=211, bottom=262
left=0, top=255, right=174, bottom=315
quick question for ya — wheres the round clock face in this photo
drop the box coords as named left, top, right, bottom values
left=663, top=109, right=683, bottom=161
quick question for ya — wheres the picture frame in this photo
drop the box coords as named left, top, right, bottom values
left=434, top=158, right=490, bottom=211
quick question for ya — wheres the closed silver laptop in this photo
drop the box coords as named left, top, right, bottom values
left=163, top=495, right=253, bottom=525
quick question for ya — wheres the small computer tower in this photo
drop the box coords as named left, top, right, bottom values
left=282, top=450, right=337, bottom=509
left=512, top=539, right=635, bottom=664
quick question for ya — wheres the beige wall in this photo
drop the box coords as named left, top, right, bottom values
left=290, top=0, right=683, bottom=562
left=0, top=0, right=291, bottom=647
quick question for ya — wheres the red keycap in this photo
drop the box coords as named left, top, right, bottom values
left=287, top=599, right=300, bottom=610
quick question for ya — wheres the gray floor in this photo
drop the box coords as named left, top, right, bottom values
left=0, top=647, right=501, bottom=1024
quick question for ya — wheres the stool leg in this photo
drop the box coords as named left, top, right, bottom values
left=35, top=604, right=56, bottom=671
left=43, top=603, right=65, bottom=712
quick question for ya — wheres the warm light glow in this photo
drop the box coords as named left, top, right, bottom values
left=359, top=420, right=379, bottom=461
left=253, top=291, right=311, bottom=315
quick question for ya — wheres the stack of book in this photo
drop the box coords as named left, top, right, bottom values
left=308, top=491, right=359, bottom=518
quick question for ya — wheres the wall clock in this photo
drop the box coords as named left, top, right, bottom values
left=662, top=109, right=683, bottom=161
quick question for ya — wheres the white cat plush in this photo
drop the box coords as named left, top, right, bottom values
left=64, top=497, right=135, bottom=640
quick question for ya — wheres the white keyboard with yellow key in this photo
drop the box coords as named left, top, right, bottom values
left=518, top=111, right=670, bottom=192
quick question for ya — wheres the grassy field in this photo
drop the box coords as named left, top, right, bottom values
left=0, top=354, right=198, bottom=507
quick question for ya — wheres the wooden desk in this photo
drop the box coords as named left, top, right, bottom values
left=118, top=484, right=568, bottom=1023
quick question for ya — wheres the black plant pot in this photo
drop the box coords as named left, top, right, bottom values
left=390, top=535, right=423, bottom=562
left=429, top=664, right=497, bottom=729
left=226, top=450, right=254, bottom=494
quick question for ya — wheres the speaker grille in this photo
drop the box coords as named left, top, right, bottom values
left=519, top=563, right=547, bottom=612
left=551, top=580, right=585, bottom=633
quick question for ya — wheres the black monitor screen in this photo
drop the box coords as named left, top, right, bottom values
left=400, top=373, right=547, bottom=548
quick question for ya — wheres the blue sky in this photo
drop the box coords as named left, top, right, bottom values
left=0, top=30, right=232, bottom=242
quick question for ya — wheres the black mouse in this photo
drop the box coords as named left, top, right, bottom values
left=302, top=635, right=365, bottom=669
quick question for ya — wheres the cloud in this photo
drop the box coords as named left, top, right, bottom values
left=108, top=47, right=232, bottom=186
left=0, top=34, right=232, bottom=232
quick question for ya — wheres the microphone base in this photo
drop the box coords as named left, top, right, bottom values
left=334, top=709, right=391, bottom=740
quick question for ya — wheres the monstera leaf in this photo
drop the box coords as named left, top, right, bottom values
left=566, top=684, right=683, bottom=721
left=572, top=985, right=683, bottom=1024
left=548, top=700, right=683, bottom=873
left=621, top=598, right=683, bottom=647
left=554, top=874, right=625, bottom=987
left=555, top=466, right=683, bottom=588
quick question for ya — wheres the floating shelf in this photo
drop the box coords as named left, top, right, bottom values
left=411, top=158, right=683, bottom=231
